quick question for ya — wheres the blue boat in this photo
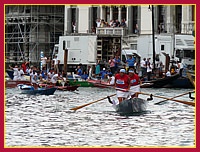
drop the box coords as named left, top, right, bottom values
left=18, top=84, right=57, bottom=95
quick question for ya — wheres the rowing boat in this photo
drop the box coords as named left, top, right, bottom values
left=143, top=73, right=180, bottom=88
left=109, top=97, right=147, bottom=116
left=87, top=79, right=114, bottom=88
left=38, top=83, right=79, bottom=91
left=6, top=79, right=31, bottom=88
left=18, top=84, right=57, bottom=95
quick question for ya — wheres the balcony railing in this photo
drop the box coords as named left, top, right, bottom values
left=158, top=22, right=195, bottom=35
left=96, top=27, right=128, bottom=36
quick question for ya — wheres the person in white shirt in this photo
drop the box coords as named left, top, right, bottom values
left=9, top=65, right=19, bottom=80
left=52, top=55, right=60, bottom=74
left=18, top=66, right=26, bottom=80
left=88, top=66, right=92, bottom=79
left=108, top=74, right=115, bottom=85
left=96, top=18, right=101, bottom=27
left=165, top=70, right=171, bottom=77
left=140, top=58, right=147, bottom=77
left=146, top=62, right=153, bottom=81
left=47, top=69, right=54, bottom=81
left=30, top=71, right=38, bottom=89
left=41, top=56, right=47, bottom=69
left=50, top=72, right=63, bottom=86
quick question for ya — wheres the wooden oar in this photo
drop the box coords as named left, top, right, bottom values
left=154, top=90, right=195, bottom=105
left=138, top=92, right=195, bottom=107
left=70, top=93, right=116, bottom=111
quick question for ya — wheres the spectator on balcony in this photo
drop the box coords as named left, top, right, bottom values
left=72, top=22, right=76, bottom=33
left=91, top=26, right=96, bottom=34
left=100, top=19, right=106, bottom=27
left=120, top=19, right=126, bottom=28
left=96, top=18, right=101, bottom=27
left=105, top=22, right=110, bottom=27
left=135, top=24, right=139, bottom=34
left=109, top=20, right=114, bottom=27
left=114, top=19, right=120, bottom=27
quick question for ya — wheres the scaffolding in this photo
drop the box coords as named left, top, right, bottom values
left=5, top=5, right=64, bottom=66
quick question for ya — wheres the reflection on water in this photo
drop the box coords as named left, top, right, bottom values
left=5, top=87, right=195, bottom=147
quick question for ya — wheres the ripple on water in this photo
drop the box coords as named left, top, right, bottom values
left=5, top=87, right=195, bottom=147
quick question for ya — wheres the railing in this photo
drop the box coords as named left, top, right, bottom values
left=96, top=27, right=128, bottom=36
left=158, top=22, right=195, bottom=35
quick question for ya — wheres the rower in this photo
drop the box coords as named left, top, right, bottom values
left=114, top=69, right=130, bottom=103
left=128, top=68, right=141, bottom=98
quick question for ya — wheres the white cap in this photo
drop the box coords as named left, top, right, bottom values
left=128, top=70, right=134, bottom=73
left=120, top=69, right=126, bottom=73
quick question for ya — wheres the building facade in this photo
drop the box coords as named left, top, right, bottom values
left=5, top=5, right=195, bottom=66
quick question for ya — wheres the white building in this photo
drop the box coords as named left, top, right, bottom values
left=5, top=5, right=195, bottom=67
left=64, top=5, right=195, bottom=36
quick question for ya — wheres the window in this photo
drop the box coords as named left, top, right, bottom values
left=161, top=45, right=164, bottom=51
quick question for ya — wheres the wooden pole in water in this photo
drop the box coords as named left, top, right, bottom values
left=64, top=49, right=68, bottom=74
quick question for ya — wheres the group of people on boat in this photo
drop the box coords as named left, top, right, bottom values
left=9, top=63, right=68, bottom=89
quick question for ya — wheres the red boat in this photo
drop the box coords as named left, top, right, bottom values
left=39, top=84, right=79, bottom=92
left=87, top=79, right=153, bottom=88
left=87, top=79, right=114, bottom=88
left=56, top=85, right=79, bottom=91
left=6, top=80, right=31, bottom=88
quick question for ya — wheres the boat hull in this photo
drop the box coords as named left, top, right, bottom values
left=57, top=85, right=79, bottom=91
left=144, top=73, right=180, bottom=88
left=6, top=80, right=31, bottom=88
left=163, top=77, right=194, bottom=88
left=87, top=79, right=114, bottom=88
left=69, top=80, right=94, bottom=87
left=113, top=98, right=147, bottom=116
left=20, top=87, right=57, bottom=95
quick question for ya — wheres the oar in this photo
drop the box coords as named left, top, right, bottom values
left=138, top=92, right=195, bottom=107
left=70, top=93, right=116, bottom=111
left=154, top=90, right=195, bottom=105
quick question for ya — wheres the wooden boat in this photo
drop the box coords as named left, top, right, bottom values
left=68, top=79, right=94, bottom=87
left=6, top=79, right=31, bottom=88
left=87, top=79, right=114, bottom=88
left=18, top=84, right=57, bottom=95
left=109, top=97, right=147, bottom=116
left=88, top=79, right=153, bottom=89
left=6, top=69, right=31, bottom=88
left=186, top=72, right=195, bottom=87
left=163, top=76, right=194, bottom=88
left=143, top=73, right=180, bottom=88
left=38, top=83, right=79, bottom=92
left=56, top=85, right=79, bottom=91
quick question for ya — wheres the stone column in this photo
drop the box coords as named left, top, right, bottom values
left=100, top=6, right=103, bottom=19
left=126, top=6, right=128, bottom=27
left=128, top=6, right=133, bottom=34
left=110, top=6, right=113, bottom=21
left=118, top=6, right=122, bottom=21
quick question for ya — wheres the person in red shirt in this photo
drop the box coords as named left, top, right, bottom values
left=128, top=68, right=141, bottom=98
left=21, top=60, right=29, bottom=73
left=115, top=69, right=130, bottom=103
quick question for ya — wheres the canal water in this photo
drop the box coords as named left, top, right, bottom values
left=5, top=87, right=195, bottom=147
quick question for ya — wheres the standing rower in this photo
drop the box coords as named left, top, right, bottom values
left=128, top=68, right=141, bottom=98
left=114, top=69, right=130, bottom=103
